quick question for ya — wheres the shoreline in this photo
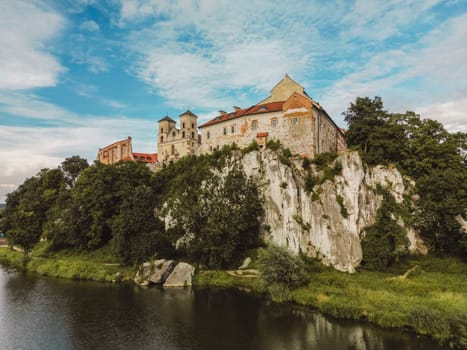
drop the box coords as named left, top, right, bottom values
left=1, top=247, right=466, bottom=349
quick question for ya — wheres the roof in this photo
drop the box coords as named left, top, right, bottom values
left=132, top=152, right=158, bottom=163
left=180, top=110, right=198, bottom=118
left=199, top=101, right=284, bottom=128
left=256, top=132, right=269, bottom=138
left=158, top=115, right=176, bottom=123
left=99, top=137, right=132, bottom=151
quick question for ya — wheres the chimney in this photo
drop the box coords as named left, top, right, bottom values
left=233, top=106, right=241, bottom=111
left=219, top=110, right=227, bottom=115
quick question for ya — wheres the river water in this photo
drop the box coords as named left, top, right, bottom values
left=0, top=267, right=445, bottom=350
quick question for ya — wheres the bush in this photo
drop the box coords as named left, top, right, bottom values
left=302, top=157, right=311, bottom=170
left=304, top=174, right=315, bottom=193
left=257, top=245, right=309, bottom=290
left=242, top=140, right=260, bottom=154
left=312, top=152, right=338, bottom=170
left=266, top=139, right=281, bottom=151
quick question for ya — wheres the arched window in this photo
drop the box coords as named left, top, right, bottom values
left=182, top=131, right=185, bottom=138
left=192, top=131, right=195, bottom=138
left=182, top=122, right=185, bottom=128
left=160, top=136, right=164, bottom=143
left=207, top=131, right=210, bottom=139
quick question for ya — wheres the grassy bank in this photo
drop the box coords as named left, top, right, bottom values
left=0, top=243, right=135, bottom=283
left=194, top=256, right=467, bottom=349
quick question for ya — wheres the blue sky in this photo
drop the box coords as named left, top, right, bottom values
left=1, top=0, right=467, bottom=201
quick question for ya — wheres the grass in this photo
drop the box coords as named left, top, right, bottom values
left=0, top=242, right=135, bottom=283
left=194, top=255, right=467, bottom=349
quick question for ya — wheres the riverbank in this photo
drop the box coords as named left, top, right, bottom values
left=1, top=246, right=465, bottom=348
left=196, top=257, right=467, bottom=349
left=0, top=244, right=134, bottom=283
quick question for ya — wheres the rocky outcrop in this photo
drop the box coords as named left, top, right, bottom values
left=164, top=262, right=195, bottom=287
left=240, top=150, right=426, bottom=273
left=135, top=260, right=195, bottom=287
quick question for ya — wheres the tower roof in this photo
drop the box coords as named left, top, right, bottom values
left=158, top=115, right=176, bottom=123
left=179, top=110, right=198, bottom=118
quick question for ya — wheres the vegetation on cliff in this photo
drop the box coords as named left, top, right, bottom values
left=0, top=148, right=263, bottom=268
left=344, top=97, right=467, bottom=259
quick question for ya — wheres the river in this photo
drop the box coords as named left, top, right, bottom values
left=0, top=267, right=446, bottom=350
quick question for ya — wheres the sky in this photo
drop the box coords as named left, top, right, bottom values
left=1, top=0, right=467, bottom=202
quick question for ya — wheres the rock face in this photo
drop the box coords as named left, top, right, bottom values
left=164, top=262, right=195, bottom=287
left=135, top=259, right=176, bottom=286
left=135, top=260, right=195, bottom=287
left=240, top=150, right=426, bottom=273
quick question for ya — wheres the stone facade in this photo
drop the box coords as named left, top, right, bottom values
left=97, top=137, right=133, bottom=165
left=198, top=75, right=345, bottom=158
left=97, top=137, right=157, bottom=165
left=157, top=111, right=201, bottom=162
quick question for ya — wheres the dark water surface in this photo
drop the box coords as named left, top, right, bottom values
left=0, top=267, right=445, bottom=350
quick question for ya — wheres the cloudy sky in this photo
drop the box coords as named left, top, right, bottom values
left=1, top=0, right=466, bottom=202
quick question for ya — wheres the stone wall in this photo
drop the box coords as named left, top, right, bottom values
left=97, top=137, right=133, bottom=165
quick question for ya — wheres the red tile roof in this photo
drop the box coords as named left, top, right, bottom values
left=256, top=132, right=269, bottom=138
left=199, top=101, right=284, bottom=128
left=132, top=152, right=158, bottom=163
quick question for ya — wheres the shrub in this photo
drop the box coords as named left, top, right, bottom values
left=336, top=195, right=349, bottom=219
left=312, top=152, right=338, bottom=170
left=266, top=139, right=281, bottom=151
left=302, top=157, right=311, bottom=170
left=242, top=140, right=260, bottom=154
left=304, top=174, right=315, bottom=193
left=257, top=245, right=309, bottom=290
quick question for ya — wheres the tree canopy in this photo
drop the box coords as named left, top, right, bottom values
left=344, top=97, right=467, bottom=258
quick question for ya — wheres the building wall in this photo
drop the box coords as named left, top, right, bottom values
left=157, top=113, right=200, bottom=162
left=199, top=94, right=320, bottom=157
left=97, top=137, right=133, bottom=165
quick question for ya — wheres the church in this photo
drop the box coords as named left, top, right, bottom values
left=98, top=75, right=345, bottom=165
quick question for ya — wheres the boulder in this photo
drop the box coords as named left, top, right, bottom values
left=163, top=262, right=195, bottom=287
left=135, top=259, right=176, bottom=286
left=238, top=257, right=251, bottom=270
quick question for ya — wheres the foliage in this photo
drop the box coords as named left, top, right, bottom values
left=242, top=140, right=260, bottom=154
left=344, top=96, right=467, bottom=257
left=3, top=168, right=66, bottom=251
left=266, top=139, right=281, bottom=151
left=163, top=164, right=263, bottom=269
left=302, top=157, right=311, bottom=170
left=361, top=190, right=409, bottom=270
left=312, top=151, right=338, bottom=170
left=335, top=195, right=349, bottom=219
left=60, top=155, right=89, bottom=187
left=257, top=245, right=309, bottom=292
left=304, top=174, right=315, bottom=193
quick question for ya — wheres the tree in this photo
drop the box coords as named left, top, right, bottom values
left=60, top=155, right=89, bottom=186
left=3, top=168, right=66, bottom=251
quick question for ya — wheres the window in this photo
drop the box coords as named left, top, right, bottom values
left=161, top=127, right=164, bottom=133
left=160, top=136, right=164, bottom=143
left=191, top=132, right=195, bottom=138
left=172, top=131, right=176, bottom=137
left=293, top=117, right=298, bottom=125
left=252, top=120, right=257, bottom=130
left=210, top=146, right=213, bottom=151
left=271, top=118, right=277, bottom=127
left=231, top=125, right=235, bottom=133
left=192, top=123, right=194, bottom=129
left=207, top=131, right=210, bottom=139
left=182, top=131, right=185, bottom=138
left=182, top=122, right=185, bottom=128
left=223, top=127, right=227, bottom=135
left=171, top=145, right=175, bottom=155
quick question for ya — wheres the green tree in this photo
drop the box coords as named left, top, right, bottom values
left=3, top=168, right=66, bottom=251
left=60, top=155, right=89, bottom=186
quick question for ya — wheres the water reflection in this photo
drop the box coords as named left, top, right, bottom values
left=0, top=268, right=444, bottom=350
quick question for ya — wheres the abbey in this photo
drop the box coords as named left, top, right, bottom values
left=197, top=74, right=345, bottom=158
left=98, top=75, right=345, bottom=164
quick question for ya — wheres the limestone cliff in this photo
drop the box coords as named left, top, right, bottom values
left=239, top=150, right=426, bottom=273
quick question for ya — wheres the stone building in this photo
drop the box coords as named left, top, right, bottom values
left=97, top=137, right=157, bottom=165
left=198, top=75, right=345, bottom=158
left=157, top=110, right=201, bottom=162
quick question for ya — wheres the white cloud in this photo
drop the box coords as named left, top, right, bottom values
left=417, top=98, right=467, bottom=133
left=0, top=0, right=65, bottom=90
left=79, top=20, right=100, bottom=32
left=0, top=116, right=157, bottom=202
